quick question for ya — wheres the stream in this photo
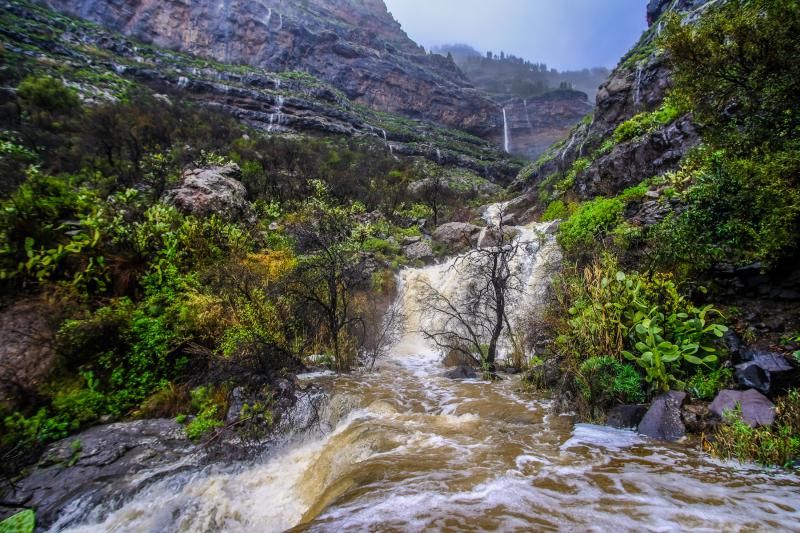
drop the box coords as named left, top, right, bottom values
left=61, top=213, right=800, bottom=532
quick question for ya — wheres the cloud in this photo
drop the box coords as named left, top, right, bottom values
left=383, top=0, right=648, bottom=71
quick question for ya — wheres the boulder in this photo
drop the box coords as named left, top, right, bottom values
left=0, top=298, right=62, bottom=409
left=403, top=240, right=433, bottom=263
left=709, top=389, right=775, bottom=428
left=478, top=226, right=519, bottom=248
left=444, top=365, right=478, bottom=380
left=8, top=419, right=200, bottom=529
left=402, top=235, right=422, bottom=246
left=607, top=404, right=648, bottom=429
left=637, top=391, right=687, bottom=441
left=735, top=348, right=795, bottom=395
left=432, top=222, right=481, bottom=253
left=165, top=162, right=255, bottom=223
left=682, top=402, right=717, bottom=434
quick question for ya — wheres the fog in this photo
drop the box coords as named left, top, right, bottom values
left=383, top=0, right=648, bottom=71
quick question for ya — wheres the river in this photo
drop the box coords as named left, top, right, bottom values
left=62, top=214, right=800, bottom=532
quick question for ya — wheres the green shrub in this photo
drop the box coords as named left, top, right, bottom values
left=687, top=367, right=733, bottom=400
left=557, top=197, right=624, bottom=252
left=575, top=356, right=645, bottom=408
left=710, top=389, right=800, bottom=468
left=541, top=199, right=574, bottom=221
left=185, top=386, right=226, bottom=441
left=612, top=99, right=683, bottom=145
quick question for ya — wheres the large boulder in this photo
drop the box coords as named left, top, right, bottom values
left=709, top=389, right=775, bottom=428
left=165, top=162, right=255, bottom=223
left=638, top=391, right=687, bottom=441
left=432, top=222, right=481, bottom=253
left=7, top=419, right=200, bottom=529
left=0, top=298, right=62, bottom=409
left=735, top=348, right=795, bottom=395
left=403, top=240, right=434, bottom=263
left=607, top=404, right=648, bottom=429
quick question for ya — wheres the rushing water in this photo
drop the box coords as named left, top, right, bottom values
left=61, top=212, right=800, bottom=532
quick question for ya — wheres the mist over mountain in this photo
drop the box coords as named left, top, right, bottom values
left=432, top=43, right=610, bottom=102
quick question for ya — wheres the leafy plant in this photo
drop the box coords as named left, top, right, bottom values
left=709, top=389, right=800, bottom=468
left=575, top=356, right=645, bottom=408
left=0, top=509, right=35, bottom=533
left=687, top=367, right=733, bottom=401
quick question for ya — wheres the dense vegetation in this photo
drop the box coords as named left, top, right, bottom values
left=526, top=0, right=800, bottom=466
left=0, top=68, right=484, bottom=481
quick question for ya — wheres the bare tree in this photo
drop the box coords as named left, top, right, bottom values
left=418, top=213, right=524, bottom=374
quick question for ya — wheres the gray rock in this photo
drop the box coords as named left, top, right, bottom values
left=735, top=349, right=794, bottom=394
left=8, top=420, right=200, bottom=529
left=432, top=222, right=482, bottom=252
left=402, top=235, right=422, bottom=246
left=165, top=163, right=256, bottom=224
left=607, top=404, right=648, bottom=429
left=403, top=240, right=433, bottom=263
left=638, top=391, right=687, bottom=441
left=709, top=389, right=775, bottom=428
left=682, top=402, right=717, bottom=433
left=0, top=298, right=62, bottom=409
left=444, top=365, right=478, bottom=380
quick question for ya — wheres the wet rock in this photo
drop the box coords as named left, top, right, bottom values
left=0, top=298, right=62, bottom=410
left=402, top=235, right=421, bottom=246
left=723, top=330, right=744, bottom=361
left=165, top=163, right=255, bottom=224
left=444, top=365, right=477, bottom=380
left=8, top=419, right=200, bottom=529
left=638, top=391, right=687, bottom=441
left=735, top=349, right=795, bottom=395
left=709, top=389, right=775, bottom=428
left=478, top=226, right=518, bottom=248
left=432, top=222, right=481, bottom=253
left=403, top=240, right=433, bottom=263
left=682, top=403, right=717, bottom=434
left=607, top=404, right=648, bottom=429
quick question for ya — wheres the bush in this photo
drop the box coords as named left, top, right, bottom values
left=557, top=197, right=624, bottom=252
left=710, top=389, right=800, bottom=468
left=575, top=356, right=645, bottom=409
left=687, top=367, right=732, bottom=401
left=549, top=255, right=728, bottom=400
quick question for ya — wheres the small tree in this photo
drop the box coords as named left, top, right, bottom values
left=291, top=180, right=372, bottom=369
left=418, top=211, right=523, bottom=374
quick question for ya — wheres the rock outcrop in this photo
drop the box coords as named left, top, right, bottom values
left=498, top=91, right=594, bottom=159
left=7, top=419, right=201, bottom=529
left=40, top=0, right=500, bottom=136
left=709, top=389, right=776, bottom=428
left=0, top=298, right=62, bottom=410
left=165, top=163, right=256, bottom=223
left=432, top=222, right=482, bottom=253
left=638, top=391, right=687, bottom=441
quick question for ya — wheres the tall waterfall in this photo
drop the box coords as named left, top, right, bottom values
left=502, top=107, right=510, bottom=153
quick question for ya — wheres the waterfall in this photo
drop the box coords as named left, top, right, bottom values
left=266, top=7, right=273, bottom=29
left=382, top=129, right=388, bottom=147
left=436, top=148, right=442, bottom=162
left=523, top=99, right=533, bottom=131
left=634, top=65, right=643, bottom=107
left=502, top=108, right=510, bottom=153
left=268, top=95, right=285, bottom=132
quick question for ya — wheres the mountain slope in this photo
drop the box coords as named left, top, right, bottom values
left=39, top=0, right=501, bottom=136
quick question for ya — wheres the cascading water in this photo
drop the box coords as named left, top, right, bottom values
left=58, top=204, right=800, bottom=532
left=523, top=99, right=533, bottom=131
left=268, top=95, right=285, bottom=132
left=502, top=107, right=510, bottom=153
left=634, top=65, right=644, bottom=107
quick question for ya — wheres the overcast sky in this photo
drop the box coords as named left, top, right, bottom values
left=383, top=0, right=648, bottom=71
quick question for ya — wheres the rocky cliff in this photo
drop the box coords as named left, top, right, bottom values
left=510, top=0, right=711, bottom=202
left=39, top=0, right=501, bottom=136
left=497, top=90, right=593, bottom=160
left=1, top=0, right=523, bottom=182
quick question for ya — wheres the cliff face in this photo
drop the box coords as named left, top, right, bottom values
left=511, top=0, right=710, bottom=201
left=498, top=90, right=594, bottom=160
left=40, top=0, right=500, bottom=136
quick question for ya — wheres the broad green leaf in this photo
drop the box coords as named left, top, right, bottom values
left=0, top=509, right=35, bottom=533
